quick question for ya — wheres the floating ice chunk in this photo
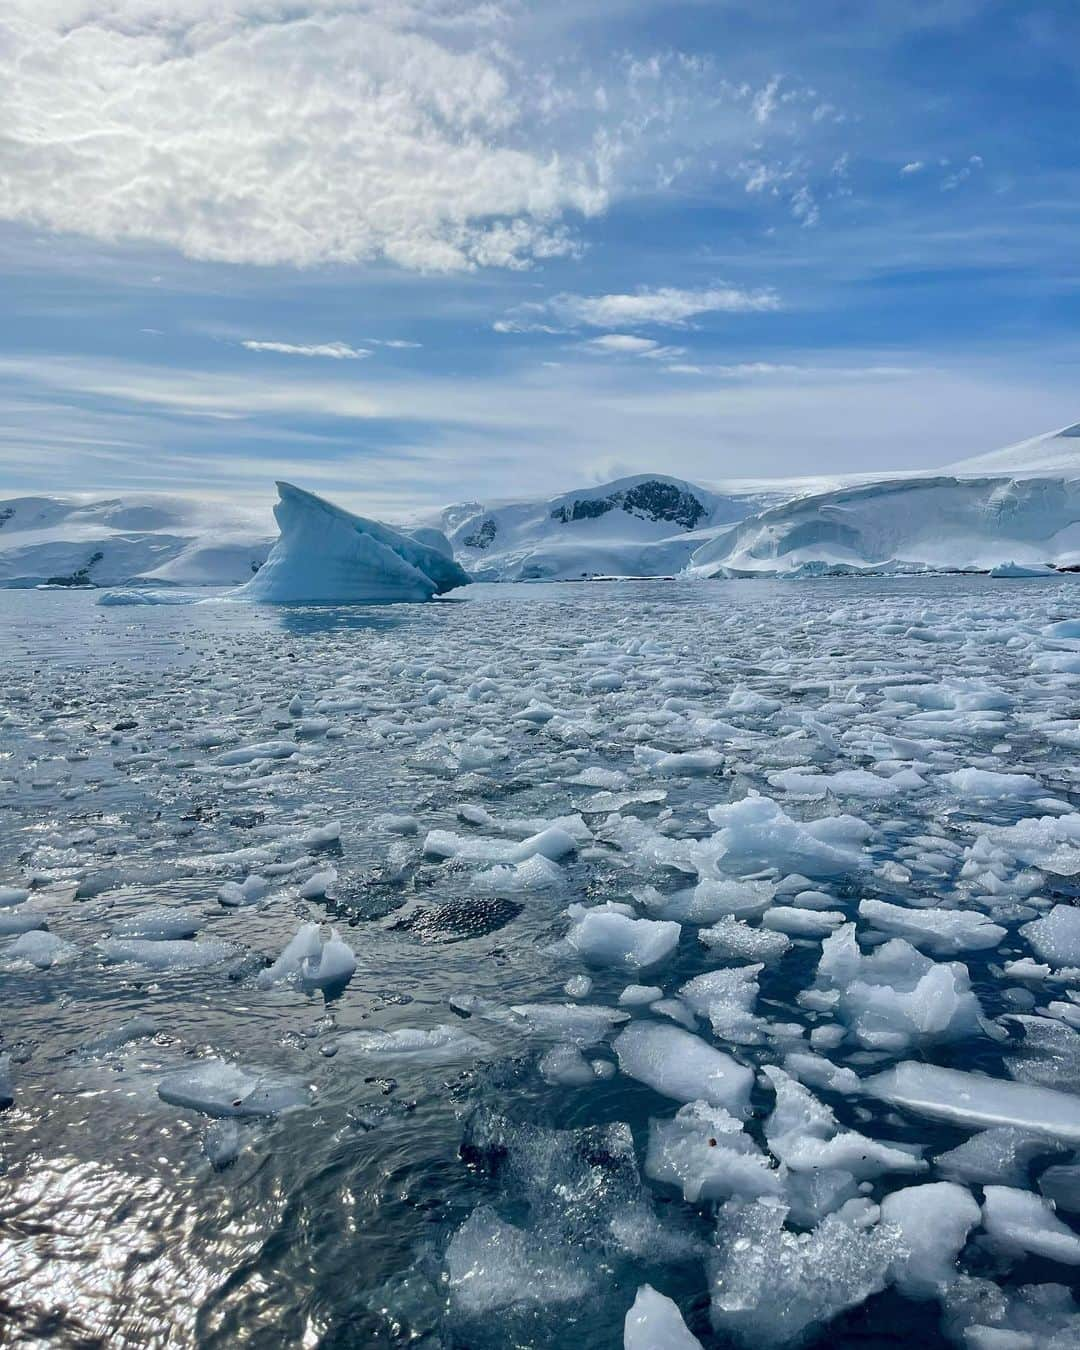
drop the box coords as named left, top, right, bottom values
left=864, top=1061, right=1080, bottom=1144
left=473, top=855, right=563, bottom=895
left=634, top=746, right=724, bottom=776
left=989, top=560, right=1057, bottom=578
left=769, top=768, right=924, bottom=799
left=858, top=898, right=1006, bottom=956
left=78, top=1016, right=158, bottom=1058
left=565, top=903, right=680, bottom=969
left=424, top=824, right=577, bottom=865
left=935, top=1127, right=1062, bottom=1186
left=569, top=766, right=630, bottom=791
left=679, top=966, right=763, bottom=1044
left=445, top=1206, right=591, bottom=1315
left=762, top=907, right=846, bottom=938
left=613, top=1023, right=754, bottom=1114
left=699, top=918, right=791, bottom=964
left=1020, top=906, right=1080, bottom=968
left=298, top=867, right=337, bottom=899
left=97, top=936, right=234, bottom=969
left=4, top=930, right=78, bottom=969
left=258, top=922, right=355, bottom=992
left=539, top=1044, right=597, bottom=1086
left=645, top=1100, right=782, bottom=1203
left=157, top=1059, right=309, bottom=1117
left=624, top=1285, right=704, bottom=1350
left=706, top=795, right=871, bottom=878
left=708, top=1199, right=903, bottom=1349
left=1005, top=1015, right=1080, bottom=1092
left=619, top=984, right=662, bottom=1007
left=218, top=874, right=271, bottom=907
left=941, top=768, right=1045, bottom=799
left=110, top=906, right=203, bottom=940
left=782, top=1052, right=860, bottom=1096
left=499, top=1002, right=629, bottom=1045
left=96, top=588, right=200, bottom=605
left=0, top=909, right=47, bottom=935
left=816, top=925, right=983, bottom=1051
left=1040, top=1164, right=1080, bottom=1213
left=376, top=813, right=419, bottom=835
left=763, top=1066, right=925, bottom=1180
left=332, top=1024, right=491, bottom=1061
left=945, top=1280, right=1080, bottom=1349
left=214, top=740, right=298, bottom=766
left=0, top=886, right=31, bottom=908
left=982, top=1186, right=1080, bottom=1265
left=225, top=482, right=468, bottom=604
left=643, top=879, right=775, bottom=924
left=564, top=974, right=593, bottom=999
left=880, top=1182, right=980, bottom=1298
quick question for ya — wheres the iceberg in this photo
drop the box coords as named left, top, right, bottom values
left=225, top=482, right=469, bottom=604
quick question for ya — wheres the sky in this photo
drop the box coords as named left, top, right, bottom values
left=1, top=0, right=1079, bottom=519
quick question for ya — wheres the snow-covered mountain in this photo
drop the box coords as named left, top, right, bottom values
left=5, top=420, right=1080, bottom=589
left=423, top=474, right=790, bottom=581
left=227, top=482, right=468, bottom=604
left=0, top=493, right=274, bottom=588
left=688, top=474, right=1080, bottom=578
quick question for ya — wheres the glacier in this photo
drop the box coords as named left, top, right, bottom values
left=225, top=481, right=469, bottom=604
left=0, top=492, right=274, bottom=588
left=689, top=473, right=1080, bottom=578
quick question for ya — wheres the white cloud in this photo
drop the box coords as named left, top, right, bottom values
left=0, top=1, right=607, bottom=271
left=242, top=340, right=370, bottom=359
left=584, top=334, right=660, bottom=354
left=499, top=284, right=780, bottom=333
left=0, top=3, right=852, bottom=272
left=900, top=160, right=925, bottom=174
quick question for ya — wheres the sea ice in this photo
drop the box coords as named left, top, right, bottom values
left=645, top=1100, right=782, bottom=1203
left=157, top=1059, right=309, bottom=1117
left=624, top=1285, right=704, bottom=1350
left=565, top=903, right=681, bottom=969
left=865, top=1061, right=1080, bottom=1144
left=981, top=1185, right=1080, bottom=1265
left=879, top=1182, right=980, bottom=1297
left=613, top=1022, right=754, bottom=1114
left=708, top=1199, right=903, bottom=1348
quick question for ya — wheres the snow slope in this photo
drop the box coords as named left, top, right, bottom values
left=946, top=422, right=1080, bottom=478
left=0, top=493, right=274, bottom=588
left=689, top=474, right=1080, bottom=577
left=226, top=481, right=469, bottom=604
left=424, top=475, right=789, bottom=581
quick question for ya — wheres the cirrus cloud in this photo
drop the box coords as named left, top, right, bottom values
left=497, top=283, right=781, bottom=334
left=241, top=340, right=370, bottom=359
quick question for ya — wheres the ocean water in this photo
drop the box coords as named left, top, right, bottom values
left=2, top=577, right=1080, bottom=1349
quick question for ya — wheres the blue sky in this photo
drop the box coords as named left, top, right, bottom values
left=1, top=0, right=1078, bottom=518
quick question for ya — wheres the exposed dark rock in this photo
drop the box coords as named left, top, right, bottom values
left=551, top=480, right=705, bottom=530
left=462, top=518, right=498, bottom=550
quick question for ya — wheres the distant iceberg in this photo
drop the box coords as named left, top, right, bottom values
left=225, top=482, right=469, bottom=604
